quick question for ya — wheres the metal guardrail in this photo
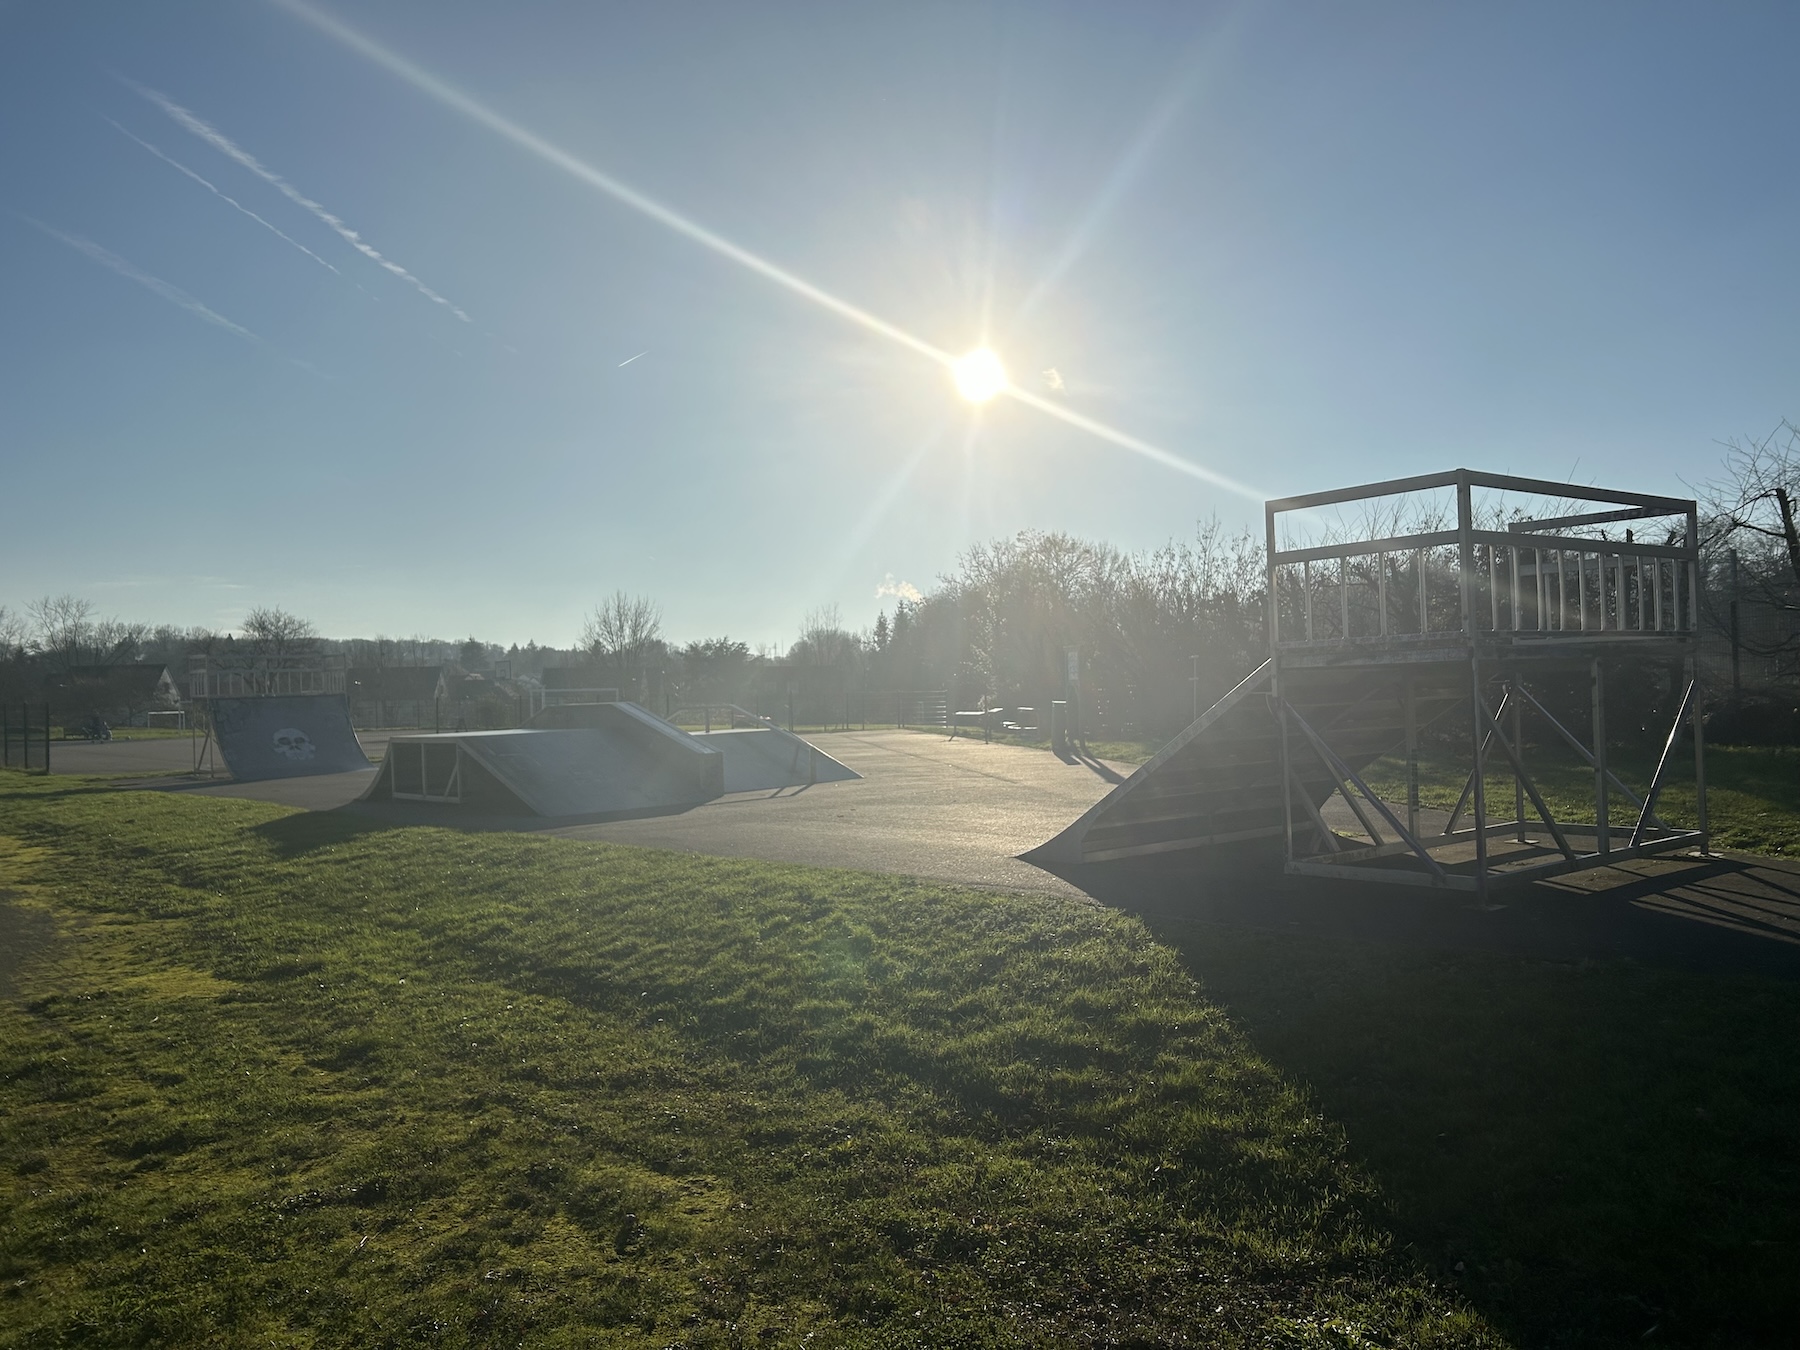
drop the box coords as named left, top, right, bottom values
left=1265, top=468, right=1699, bottom=648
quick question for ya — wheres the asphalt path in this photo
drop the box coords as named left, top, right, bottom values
left=553, top=731, right=1132, bottom=897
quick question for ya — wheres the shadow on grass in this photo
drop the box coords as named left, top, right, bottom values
left=1052, top=854, right=1800, bottom=1348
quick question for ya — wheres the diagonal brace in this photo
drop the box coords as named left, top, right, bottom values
left=1286, top=762, right=1345, bottom=854
left=1631, top=681, right=1698, bottom=848
left=1510, top=681, right=1658, bottom=824
left=1475, top=696, right=1578, bottom=862
left=1281, top=699, right=1447, bottom=880
left=1282, top=703, right=1386, bottom=845
left=1446, top=686, right=1513, bottom=832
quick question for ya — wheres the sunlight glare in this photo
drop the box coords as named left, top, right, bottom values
left=952, top=348, right=1007, bottom=403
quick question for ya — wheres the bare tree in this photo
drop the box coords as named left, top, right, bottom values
left=1697, top=421, right=1800, bottom=670
left=1701, top=420, right=1800, bottom=588
left=582, top=591, right=663, bottom=696
left=242, top=606, right=319, bottom=657
left=0, top=605, right=29, bottom=657
left=792, top=604, right=859, bottom=668
left=27, top=594, right=95, bottom=671
left=582, top=592, right=662, bottom=661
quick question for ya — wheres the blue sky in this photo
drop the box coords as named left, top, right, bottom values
left=2, top=1, right=1794, bottom=649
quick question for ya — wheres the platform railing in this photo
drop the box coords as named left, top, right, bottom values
left=187, top=652, right=347, bottom=700
left=1264, top=469, right=1699, bottom=650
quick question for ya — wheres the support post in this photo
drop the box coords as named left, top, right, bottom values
left=1446, top=686, right=1513, bottom=831
left=2, top=705, right=8, bottom=768
left=1469, top=656, right=1488, bottom=896
left=21, top=703, right=29, bottom=772
left=1630, top=679, right=1699, bottom=847
left=1693, top=663, right=1708, bottom=854
left=1404, top=671, right=1419, bottom=840
left=1476, top=696, right=1577, bottom=862
left=43, top=703, right=50, bottom=775
left=1512, top=685, right=1526, bottom=844
left=1592, top=659, right=1609, bottom=859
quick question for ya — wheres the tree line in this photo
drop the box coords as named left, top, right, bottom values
left=4, top=426, right=1793, bottom=738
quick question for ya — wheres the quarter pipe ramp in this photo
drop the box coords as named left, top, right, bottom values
left=209, top=694, right=372, bottom=782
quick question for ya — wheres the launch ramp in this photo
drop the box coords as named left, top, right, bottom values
left=1027, top=662, right=1466, bottom=866
left=364, top=722, right=723, bottom=818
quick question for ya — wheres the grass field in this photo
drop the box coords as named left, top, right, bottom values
left=1, top=772, right=1795, bottom=1347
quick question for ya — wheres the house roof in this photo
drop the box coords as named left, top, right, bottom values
left=47, top=664, right=175, bottom=697
left=347, top=665, right=450, bottom=702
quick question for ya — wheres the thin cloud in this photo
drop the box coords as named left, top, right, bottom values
left=105, top=116, right=339, bottom=274
left=124, top=77, right=472, bottom=322
left=20, top=215, right=260, bottom=343
left=1042, top=367, right=1065, bottom=393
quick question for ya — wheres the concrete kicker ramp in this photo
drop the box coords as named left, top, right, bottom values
left=209, top=694, right=372, bottom=782
left=691, top=726, right=860, bottom=792
left=364, top=703, right=723, bottom=817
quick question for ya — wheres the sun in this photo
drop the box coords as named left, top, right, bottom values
left=951, top=347, right=1008, bottom=403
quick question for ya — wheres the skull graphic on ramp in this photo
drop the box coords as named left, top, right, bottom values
left=271, top=728, right=317, bottom=762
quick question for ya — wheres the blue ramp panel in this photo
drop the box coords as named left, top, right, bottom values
left=209, top=694, right=372, bottom=781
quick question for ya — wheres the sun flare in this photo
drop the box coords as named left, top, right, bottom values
left=951, top=347, right=1007, bottom=403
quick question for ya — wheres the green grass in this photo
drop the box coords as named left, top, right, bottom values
left=1362, top=744, right=1800, bottom=856
left=3, top=774, right=1795, bottom=1348
left=0, top=773, right=1492, bottom=1348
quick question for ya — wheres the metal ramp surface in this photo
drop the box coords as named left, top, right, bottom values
left=1028, top=660, right=1468, bottom=866
left=692, top=726, right=860, bottom=792
left=208, top=694, right=372, bottom=782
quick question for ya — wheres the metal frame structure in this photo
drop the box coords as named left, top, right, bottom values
left=1265, top=468, right=1708, bottom=894
left=186, top=651, right=347, bottom=701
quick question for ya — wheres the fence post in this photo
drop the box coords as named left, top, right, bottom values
left=43, top=703, right=51, bottom=775
left=2, top=704, right=8, bottom=768
left=20, top=703, right=28, bottom=772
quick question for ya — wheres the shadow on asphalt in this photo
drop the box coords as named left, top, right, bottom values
left=1036, top=851, right=1800, bottom=1345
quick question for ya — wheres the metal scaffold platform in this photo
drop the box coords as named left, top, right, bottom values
left=1030, top=468, right=1708, bottom=894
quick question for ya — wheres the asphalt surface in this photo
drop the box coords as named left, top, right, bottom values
left=68, top=726, right=1800, bottom=977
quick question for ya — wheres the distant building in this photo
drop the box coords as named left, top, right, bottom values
left=43, top=664, right=181, bottom=726
left=347, top=665, right=453, bottom=728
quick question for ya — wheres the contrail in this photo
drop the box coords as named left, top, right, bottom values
left=123, top=76, right=472, bottom=322
left=617, top=350, right=647, bottom=367
left=270, top=0, right=1266, bottom=502
left=19, top=215, right=261, bottom=342
left=104, top=116, right=339, bottom=273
